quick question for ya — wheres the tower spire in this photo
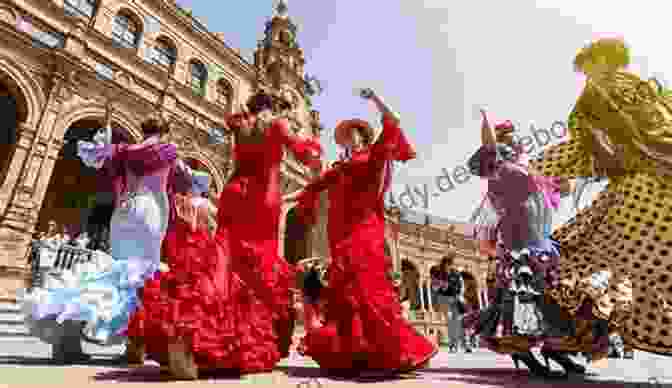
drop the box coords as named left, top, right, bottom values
left=275, top=0, right=288, bottom=18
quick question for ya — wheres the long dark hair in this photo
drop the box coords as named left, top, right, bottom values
left=246, top=92, right=274, bottom=114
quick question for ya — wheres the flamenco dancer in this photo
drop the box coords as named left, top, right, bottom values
left=294, top=88, right=437, bottom=376
left=21, top=113, right=195, bottom=364
left=131, top=91, right=322, bottom=379
left=530, top=37, right=672, bottom=359
left=464, top=110, right=587, bottom=376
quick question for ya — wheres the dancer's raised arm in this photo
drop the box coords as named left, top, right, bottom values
left=292, top=164, right=342, bottom=225
left=480, top=109, right=496, bottom=146
left=270, top=117, right=323, bottom=170
left=367, top=91, right=400, bottom=126
left=77, top=107, right=117, bottom=169
left=356, top=89, right=416, bottom=162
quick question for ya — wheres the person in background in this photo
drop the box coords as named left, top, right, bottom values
left=298, top=258, right=326, bottom=331
left=42, top=220, right=66, bottom=249
left=432, top=253, right=471, bottom=353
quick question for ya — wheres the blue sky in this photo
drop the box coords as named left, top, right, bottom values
left=178, top=0, right=670, bottom=226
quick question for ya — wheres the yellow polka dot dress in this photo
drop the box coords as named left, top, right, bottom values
left=531, top=71, right=672, bottom=355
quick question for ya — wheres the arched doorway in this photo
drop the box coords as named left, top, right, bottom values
left=37, top=120, right=132, bottom=240
left=0, top=76, right=28, bottom=188
left=283, top=207, right=309, bottom=265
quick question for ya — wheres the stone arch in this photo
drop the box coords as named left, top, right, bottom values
left=51, top=104, right=142, bottom=144
left=281, top=204, right=310, bottom=265
left=0, top=59, right=46, bottom=193
left=177, top=150, right=224, bottom=196
left=153, top=35, right=178, bottom=70
left=0, top=57, right=47, bottom=128
left=37, top=116, right=137, bottom=236
left=111, top=7, right=145, bottom=43
left=155, top=34, right=178, bottom=56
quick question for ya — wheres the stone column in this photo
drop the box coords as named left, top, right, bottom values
left=426, top=279, right=433, bottom=312
left=0, top=123, right=36, bottom=216
left=0, top=72, right=66, bottom=299
left=0, top=126, right=40, bottom=299
left=418, top=276, right=425, bottom=313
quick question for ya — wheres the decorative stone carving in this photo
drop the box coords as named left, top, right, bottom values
left=115, top=71, right=133, bottom=89
left=0, top=5, right=17, bottom=25
left=0, top=0, right=320, bottom=312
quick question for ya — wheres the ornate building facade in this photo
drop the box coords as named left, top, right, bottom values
left=0, top=0, right=324, bottom=298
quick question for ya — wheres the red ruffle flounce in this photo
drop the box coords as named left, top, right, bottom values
left=127, top=220, right=291, bottom=373
left=297, top=249, right=437, bottom=372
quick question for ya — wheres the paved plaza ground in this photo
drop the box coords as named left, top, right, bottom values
left=0, top=338, right=671, bottom=387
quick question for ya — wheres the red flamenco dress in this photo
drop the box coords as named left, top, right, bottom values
left=129, top=116, right=322, bottom=374
left=295, top=113, right=437, bottom=374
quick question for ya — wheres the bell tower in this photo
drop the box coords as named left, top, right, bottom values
left=253, top=0, right=323, bottom=137
left=254, top=0, right=304, bottom=91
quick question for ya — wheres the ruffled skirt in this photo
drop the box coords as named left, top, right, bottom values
left=298, top=233, right=437, bottom=373
left=21, top=253, right=142, bottom=345
left=127, top=220, right=292, bottom=373
left=20, top=191, right=169, bottom=346
left=464, top=239, right=609, bottom=354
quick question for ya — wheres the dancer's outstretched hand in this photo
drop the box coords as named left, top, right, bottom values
left=480, top=109, right=489, bottom=125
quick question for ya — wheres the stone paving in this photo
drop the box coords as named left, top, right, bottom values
left=1, top=339, right=671, bottom=387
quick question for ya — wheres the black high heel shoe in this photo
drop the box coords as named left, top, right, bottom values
left=510, top=352, right=552, bottom=377
left=541, top=349, right=586, bottom=375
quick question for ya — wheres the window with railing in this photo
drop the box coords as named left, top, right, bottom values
left=30, top=29, right=66, bottom=49
left=112, top=13, right=140, bottom=49
left=190, top=61, right=207, bottom=97
left=93, top=61, right=114, bottom=81
left=64, top=0, right=97, bottom=19
left=152, top=38, right=177, bottom=69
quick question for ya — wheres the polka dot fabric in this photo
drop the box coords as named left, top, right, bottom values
left=534, top=145, right=672, bottom=355
left=529, top=139, right=595, bottom=178
left=530, top=68, right=672, bottom=355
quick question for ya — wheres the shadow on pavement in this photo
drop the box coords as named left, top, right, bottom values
left=94, top=366, right=271, bottom=383
left=93, top=366, right=173, bottom=383
left=278, top=365, right=423, bottom=383
left=0, top=355, right=125, bottom=367
left=422, top=368, right=664, bottom=387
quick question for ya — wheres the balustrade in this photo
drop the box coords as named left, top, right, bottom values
left=28, top=241, right=109, bottom=290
